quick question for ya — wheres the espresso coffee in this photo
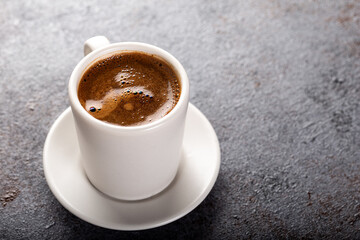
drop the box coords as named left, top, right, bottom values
left=78, top=51, right=181, bottom=126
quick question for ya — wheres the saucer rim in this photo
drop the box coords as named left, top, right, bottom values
left=43, top=103, right=220, bottom=231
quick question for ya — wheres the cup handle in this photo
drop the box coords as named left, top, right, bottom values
left=84, top=36, right=111, bottom=56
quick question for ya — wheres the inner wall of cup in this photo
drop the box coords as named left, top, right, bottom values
left=71, top=43, right=188, bottom=128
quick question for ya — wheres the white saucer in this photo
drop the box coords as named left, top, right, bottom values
left=43, top=103, right=220, bottom=231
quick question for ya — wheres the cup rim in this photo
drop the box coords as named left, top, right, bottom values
left=69, top=42, right=189, bottom=131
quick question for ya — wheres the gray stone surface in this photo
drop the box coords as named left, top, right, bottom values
left=1, top=0, right=360, bottom=239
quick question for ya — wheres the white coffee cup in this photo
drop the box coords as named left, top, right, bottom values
left=68, top=36, right=189, bottom=200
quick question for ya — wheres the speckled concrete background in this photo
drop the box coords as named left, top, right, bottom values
left=1, top=0, right=360, bottom=239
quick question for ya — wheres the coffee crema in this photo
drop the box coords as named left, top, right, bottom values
left=78, top=51, right=181, bottom=126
